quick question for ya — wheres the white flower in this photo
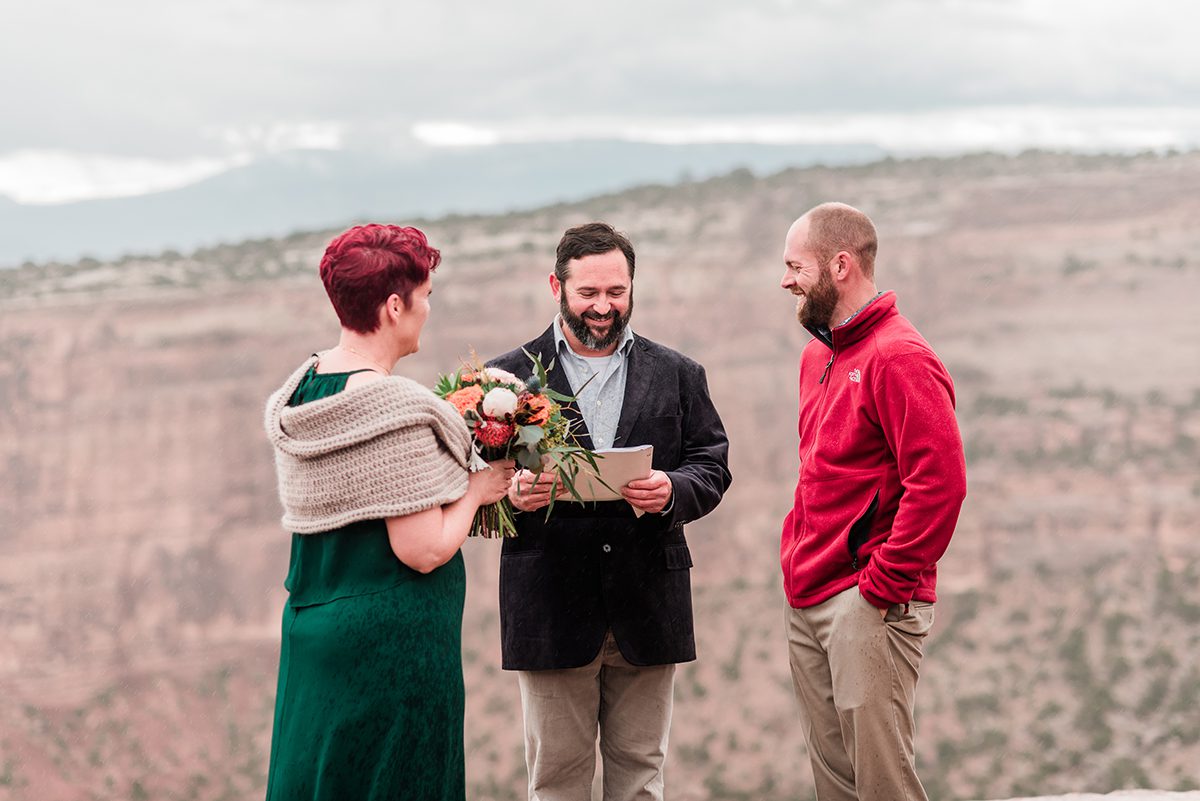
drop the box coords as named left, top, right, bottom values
left=484, top=367, right=523, bottom=388
left=482, top=387, right=519, bottom=417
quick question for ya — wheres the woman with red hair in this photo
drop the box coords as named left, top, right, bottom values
left=263, top=224, right=513, bottom=800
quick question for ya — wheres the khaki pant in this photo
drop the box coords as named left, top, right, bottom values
left=517, top=631, right=675, bottom=801
left=785, top=586, right=934, bottom=801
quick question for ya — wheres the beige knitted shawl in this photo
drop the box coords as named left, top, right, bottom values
left=264, top=356, right=487, bottom=534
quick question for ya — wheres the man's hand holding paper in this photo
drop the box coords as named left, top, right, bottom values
left=567, top=445, right=665, bottom=517
left=620, top=470, right=673, bottom=514
left=510, top=447, right=669, bottom=515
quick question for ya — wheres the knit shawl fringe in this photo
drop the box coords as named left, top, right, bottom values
left=264, top=356, right=488, bottom=534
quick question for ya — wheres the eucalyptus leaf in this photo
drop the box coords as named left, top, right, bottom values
left=515, top=448, right=542, bottom=471
left=517, top=425, right=544, bottom=446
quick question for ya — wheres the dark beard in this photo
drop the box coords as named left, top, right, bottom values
left=796, top=264, right=839, bottom=329
left=560, top=293, right=633, bottom=350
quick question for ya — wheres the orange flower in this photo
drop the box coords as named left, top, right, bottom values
left=521, top=393, right=554, bottom=425
left=446, top=385, right=484, bottom=415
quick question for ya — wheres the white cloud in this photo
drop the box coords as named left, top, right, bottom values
left=6, top=104, right=1197, bottom=206
left=3, top=0, right=1196, bottom=160
left=206, top=121, right=346, bottom=154
left=1, top=0, right=1197, bottom=204
left=411, top=123, right=500, bottom=148
left=0, top=150, right=250, bottom=205
left=410, top=107, right=1200, bottom=154
left=0, top=121, right=345, bottom=204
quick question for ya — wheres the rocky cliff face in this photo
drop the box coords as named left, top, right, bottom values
left=2, top=152, right=1198, bottom=800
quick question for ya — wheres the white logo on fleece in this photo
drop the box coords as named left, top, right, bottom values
left=848, top=369, right=861, bottom=383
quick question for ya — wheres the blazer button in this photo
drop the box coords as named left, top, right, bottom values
left=602, top=544, right=612, bottom=553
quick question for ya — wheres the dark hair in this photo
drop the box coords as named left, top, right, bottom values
left=318, top=224, right=441, bottom=333
left=554, top=222, right=635, bottom=283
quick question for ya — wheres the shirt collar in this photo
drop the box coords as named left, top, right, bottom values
left=553, top=314, right=636, bottom=358
left=808, top=291, right=889, bottom=349
left=835, top=291, right=885, bottom=329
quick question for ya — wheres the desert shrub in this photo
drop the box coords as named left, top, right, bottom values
left=1103, top=757, right=1150, bottom=791
left=1135, top=675, right=1171, bottom=718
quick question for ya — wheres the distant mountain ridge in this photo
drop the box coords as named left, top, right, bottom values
left=0, top=140, right=882, bottom=267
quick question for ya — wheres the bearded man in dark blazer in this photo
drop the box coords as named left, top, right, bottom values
left=486, top=222, right=731, bottom=801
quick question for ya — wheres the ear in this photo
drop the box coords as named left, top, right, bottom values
left=833, top=251, right=854, bottom=280
left=383, top=293, right=404, bottom=324
left=548, top=272, right=562, bottom=300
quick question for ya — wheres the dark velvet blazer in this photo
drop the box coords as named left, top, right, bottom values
left=487, top=326, right=732, bottom=670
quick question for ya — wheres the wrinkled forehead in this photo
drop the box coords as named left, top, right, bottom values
left=563, top=250, right=633, bottom=288
left=783, top=217, right=812, bottom=262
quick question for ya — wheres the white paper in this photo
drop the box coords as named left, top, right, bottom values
left=566, top=445, right=654, bottom=515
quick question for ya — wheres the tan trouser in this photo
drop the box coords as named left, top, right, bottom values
left=785, top=586, right=934, bottom=801
left=517, top=631, right=675, bottom=801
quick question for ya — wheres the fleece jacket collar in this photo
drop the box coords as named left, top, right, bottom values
left=804, top=291, right=896, bottom=351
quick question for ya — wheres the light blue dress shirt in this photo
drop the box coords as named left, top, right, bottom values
left=552, top=315, right=635, bottom=450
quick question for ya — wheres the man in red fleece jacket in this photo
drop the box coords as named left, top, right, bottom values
left=779, top=202, right=966, bottom=801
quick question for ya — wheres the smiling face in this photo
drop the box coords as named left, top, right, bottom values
left=550, top=248, right=633, bottom=355
left=781, top=217, right=840, bottom=328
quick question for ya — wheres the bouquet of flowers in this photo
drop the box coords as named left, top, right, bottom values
left=434, top=350, right=606, bottom=538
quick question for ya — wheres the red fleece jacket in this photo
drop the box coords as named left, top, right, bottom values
left=781, top=291, right=966, bottom=609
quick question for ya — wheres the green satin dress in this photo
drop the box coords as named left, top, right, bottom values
left=264, top=366, right=467, bottom=801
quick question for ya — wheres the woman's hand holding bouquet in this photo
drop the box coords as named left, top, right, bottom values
left=467, top=459, right=517, bottom=506
left=434, top=350, right=604, bottom=538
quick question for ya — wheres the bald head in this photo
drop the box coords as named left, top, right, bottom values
left=793, top=202, right=878, bottom=279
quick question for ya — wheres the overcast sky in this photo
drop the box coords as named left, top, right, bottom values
left=2, top=0, right=1197, bottom=202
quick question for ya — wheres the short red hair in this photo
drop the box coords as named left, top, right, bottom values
left=318, top=224, right=442, bottom=333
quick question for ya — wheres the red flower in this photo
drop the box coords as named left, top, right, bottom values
left=475, top=420, right=514, bottom=448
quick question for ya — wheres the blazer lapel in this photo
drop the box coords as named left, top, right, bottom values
left=530, top=325, right=595, bottom=451
left=613, top=336, right=655, bottom=448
